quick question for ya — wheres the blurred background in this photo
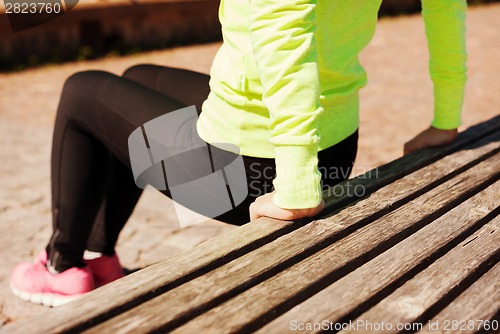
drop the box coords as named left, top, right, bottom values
left=1, top=0, right=498, bottom=71
left=1, top=0, right=499, bottom=327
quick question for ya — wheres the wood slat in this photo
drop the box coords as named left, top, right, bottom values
left=4, top=216, right=298, bottom=334
left=322, top=115, right=500, bottom=213
left=337, top=218, right=499, bottom=334
left=168, top=159, right=499, bottom=334
left=85, top=151, right=499, bottom=332
left=258, top=182, right=500, bottom=334
left=416, top=262, right=499, bottom=334
left=4, top=116, right=499, bottom=334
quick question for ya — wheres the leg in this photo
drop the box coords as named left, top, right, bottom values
left=85, top=155, right=143, bottom=256
left=11, top=69, right=215, bottom=306
left=86, top=65, right=211, bottom=254
left=47, top=70, right=187, bottom=272
left=318, top=130, right=359, bottom=188
left=122, top=64, right=211, bottom=112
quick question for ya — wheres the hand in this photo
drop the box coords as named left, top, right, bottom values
left=404, top=126, right=458, bottom=155
left=249, top=192, right=325, bottom=221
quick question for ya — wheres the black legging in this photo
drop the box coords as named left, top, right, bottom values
left=46, top=65, right=358, bottom=272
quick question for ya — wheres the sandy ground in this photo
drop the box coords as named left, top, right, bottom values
left=0, top=4, right=499, bottom=327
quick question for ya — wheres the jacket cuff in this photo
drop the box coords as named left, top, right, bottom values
left=272, top=144, right=322, bottom=209
left=431, top=84, right=465, bottom=130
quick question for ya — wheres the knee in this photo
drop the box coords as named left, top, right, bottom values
left=58, top=71, right=114, bottom=119
left=62, top=70, right=113, bottom=97
left=122, top=64, right=158, bottom=80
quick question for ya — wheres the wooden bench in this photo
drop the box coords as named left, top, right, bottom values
left=5, top=116, right=499, bottom=334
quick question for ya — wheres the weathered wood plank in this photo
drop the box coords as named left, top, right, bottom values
left=170, top=174, right=499, bottom=334
left=4, top=218, right=299, bottom=334
left=322, top=115, right=500, bottom=213
left=416, top=262, right=499, bottom=334
left=85, top=153, right=499, bottom=333
left=337, top=219, right=499, bottom=334
left=257, top=182, right=500, bottom=334
left=4, top=117, right=499, bottom=334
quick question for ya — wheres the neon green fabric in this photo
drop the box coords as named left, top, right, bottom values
left=197, top=0, right=467, bottom=209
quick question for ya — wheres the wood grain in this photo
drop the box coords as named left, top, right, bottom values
left=337, top=217, right=499, bottom=334
left=321, top=115, right=500, bottom=213
left=257, top=182, right=500, bottom=334
left=3, top=217, right=299, bottom=334
left=168, top=159, right=498, bottom=334
left=416, top=262, right=499, bottom=334
left=84, top=152, right=499, bottom=333
left=4, top=117, right=499, bottom=334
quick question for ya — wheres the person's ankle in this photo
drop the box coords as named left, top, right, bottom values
left=46, top=261, right=60, bottom=275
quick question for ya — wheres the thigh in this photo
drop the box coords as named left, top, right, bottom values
left=59, top=70, right=247, bottom=224
left=59, top=70, right=189, bottom=169
left=122, top=64, right=210, bottom=112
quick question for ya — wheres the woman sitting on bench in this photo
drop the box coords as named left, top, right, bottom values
left=10, top=0, right=466, bottom=306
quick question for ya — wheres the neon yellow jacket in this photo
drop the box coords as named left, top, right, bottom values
left=197, top=0, right=467, bottom=209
